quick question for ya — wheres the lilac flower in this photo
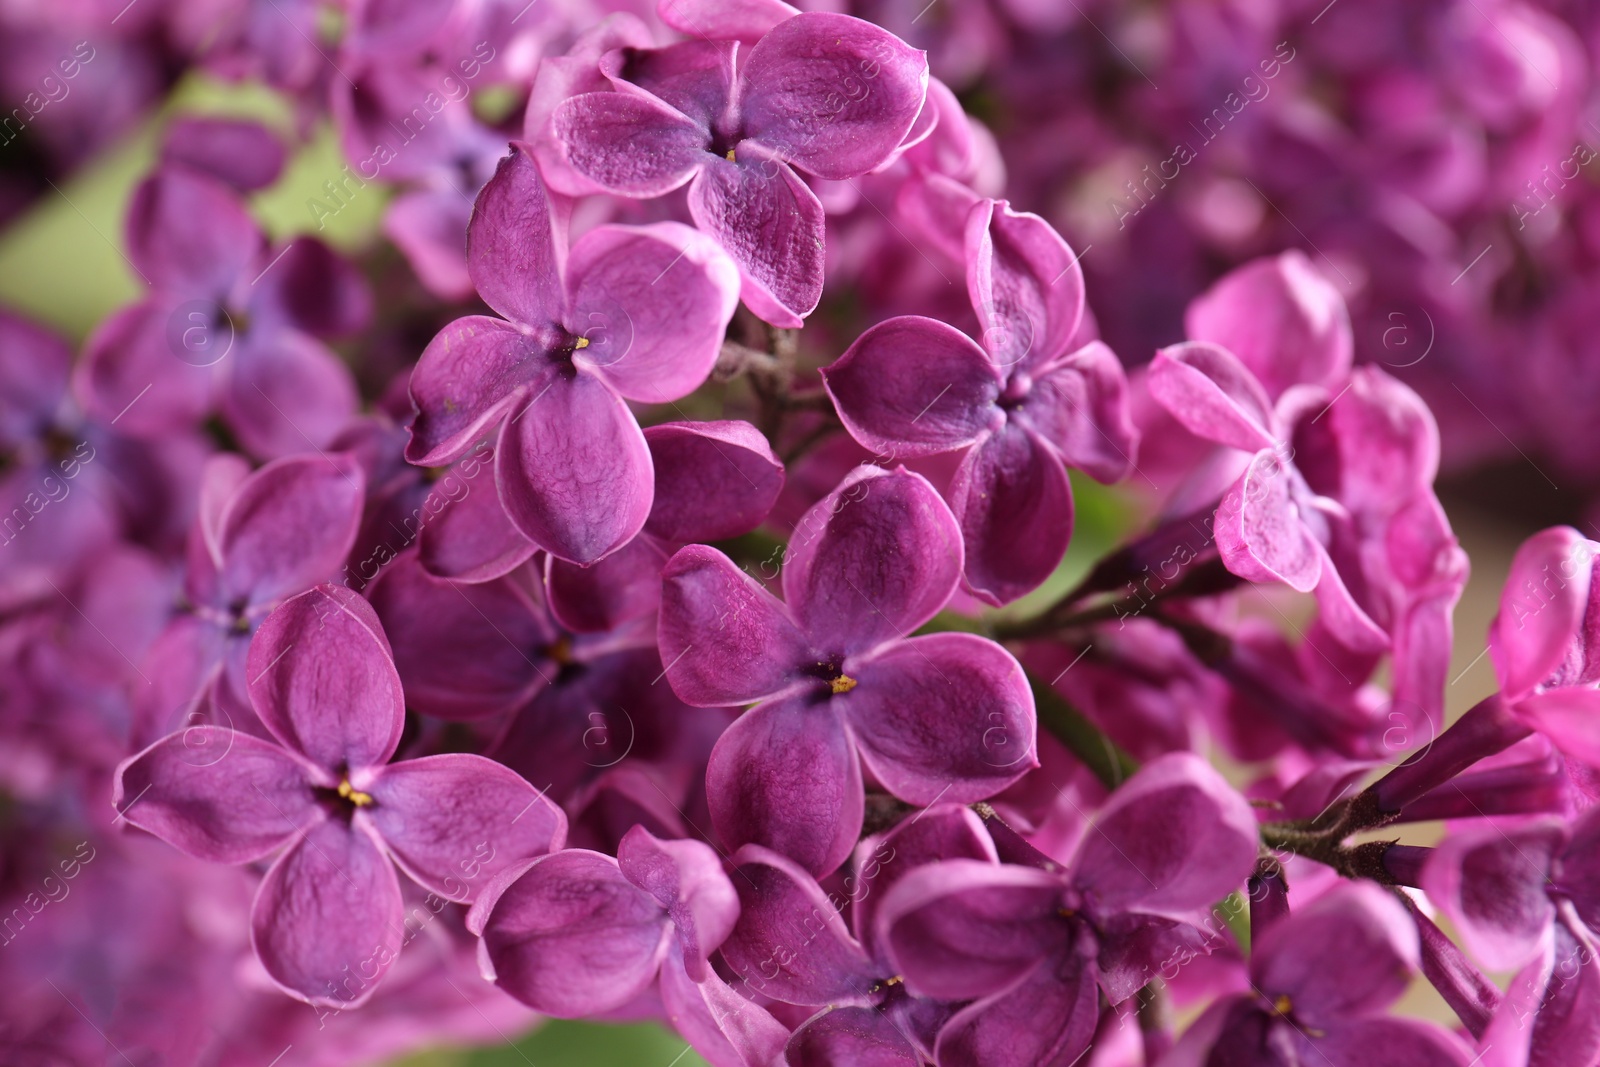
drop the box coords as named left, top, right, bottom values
left=75, top=160, right=369, bottom=459
left=159, top=116, right=286, bottom=192
left=468, top=825, right=738, bottom=1017
left=1163, top=883, right=1472, bottom=1066
left=114, top=585, right=566, bottom=1007
left=404, top=144, right=740, bottom=564
left=659, top=464, right=1037, bottom=876
left=134, top=452, right=365, bottom=743
left=876, top=754, right=1258, bottom=1067
left=545, top=11, right=929, bottom=325
left=823, top=198, right=1137, bottom=605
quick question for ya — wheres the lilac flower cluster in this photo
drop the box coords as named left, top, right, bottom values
left=3, top=2, right=1600, bottom=1067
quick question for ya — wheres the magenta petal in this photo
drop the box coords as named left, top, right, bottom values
left=215, top=452, right=365, bottom=606
left=784, top=466, right=963, bottom=653
left=1185, top=250, right=1353, bottom=398
left=1146, top=341, right=1279, bottom=453
left=476, top=850, right=669, bottom=1016
left=617, top=826, right=738, bottom=980
left=466, top=146, right=565, bottom=328
left=644, top=420, right=786, bottom=543
left=1510, top=687, right=1600, bottom=767
left=161, top=116, right=287, bottom=192
left=822, top=316, right=1001, bottom=459
left=845, top=633, right=1036, bottom=803
left=948, top=422, right=1074, bottom=606
left=251, top=819, right=404, bottom=1007
left=658, top=0, right=797, bottom=43
left=1020, top=341, right=1138, bottom=484
left=688, top=152, right=825, bottom=327
left=406, top=316, right=553, bottom=467
left=1490, top=526, right=1594, bottom=698
left=1070, top=753, right=1258, bottom=917
left=0, top=310, right=68, bottom=446
left=658, top=545, right=811, bottom=706
left=417, top=450, right=538, bottom=583
left=658, top=943, right=793, bottom=1067
left=246, top=585, right=405, bottom=771
left=496, top=370, right=653, bottom=565
left=852, top=806, right=997, bottom=963
left=553, top=90, right=707, bottom=197
left=934, top=959, right=1100, bottom=1067
left=706, top=697, right=862, bottom=877
left=739, top=12, right=928, bottom=180
left=600, top=39, right=737, bottom=130
left=877, top=859, right=1067, bottom=1001
left=721, top=845, right=879, bottom=1005
left=1420, top=820, right=1561, bottom=973
left=219, top=330, right=358, bottom=459
left=787, top=1007, right=921, bottom=1067
left=127, top=167, right=260, bottom=295
left=965, top=199, right=1085, bottom=371
left=546, top=536, right=670, bottom=634
left=113, top=727, right=320, bottom=863
left=1309, top=1018, right=1474, bottom=1067
left=1252, top=881, right=1418, bottom=1027
left=250, top=237, right=372, bottom=337
left=1213, top=450, right=1322, bottom=592
left=1310, top=539, right=1391, bottom=653
left=365, top=754, right=566, bottom=903
left=75, top=301, right=214, bottom=437
left=564, top=222, right=739, bottom=403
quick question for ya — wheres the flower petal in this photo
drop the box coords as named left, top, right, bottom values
left=75, top=301, right=215, bottom=438
left=553, top=90, right=707, bottom=197
left=617, top=825, right=739, bottom=980
left=966, top=199, right=1085, bottom=371
left=706, top=697, right=862, bottom=877
left=127, top=166, right=260, bottom=295
left=216, top=452, right=365, bottom=607
left=1146, top=341, right=1279, bottom=453
left=1213, top=448, right=1322, bottom=593
left=658, top=544, right=811, bottom=707
left=246, top=585, right=405, bottom=771
left=784, top=465, right=963, bottom=653
left=1306, top=1019, right=1474, bottom=1067
left=1019, top=341, right=1138, bottom=484
left=844, top=632, right=1036, bottom=804
left=251, top=820, right=404, bottom=1008
left=933, top=957, right=1100, bottom=1067
left=545, top=536, right=670, bottom=634
left=416, top=446, right=538, bottom=583
left=948, top=421, right=1074, bottom=606
left=658, top=942, right=793, bottom=1067
left=365, top=753, right=566, bottom=903
left=1420, top=819, right=1562, bottom=973
left=466, top=146, right=566, bottom=327
left=644, top=420, right=786, bottom=544
left=658, top=0, right=797, bottom=43
left=564, top=222, right=739, bottom=403
left=496, top=370, right=652, bottom=565
left=219, top=329, right=358, bottom=459
left=822, top=316, right=1001, bottom=459
left=787, top=1006, right=921, bottom=1067
left=475, top=849, right=669, bottom=1017
left=405, top=316, right=555, bottom=467
left=1489, top=526, right=1594, bottom=699
left=1510, top=687, right=1600, bottom=767
left=738, top=12, right=927, bottom=181
left=113, top=727, right=319, bottom=863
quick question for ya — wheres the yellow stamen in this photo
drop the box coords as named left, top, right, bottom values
left=547, top=635, right=574, bottom=666
left=338, top=779, right=374, bottom=807
left=1273, top=994, right=1293, bottom=1016
left=830, top=674, right=858, bottom=695
left=885, top=975, right=903, bottom=987
left=574, top=336, right=590, bottom=349
left=725, top=148, right=736, bottom=161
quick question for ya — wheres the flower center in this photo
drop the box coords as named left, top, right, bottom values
left=1272, top=994, right=1293, bottom=1017
left=338, top=778, right=374, bottom=807
left=830, top=674, right=858, bottom=695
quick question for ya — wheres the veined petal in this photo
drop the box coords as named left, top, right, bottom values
left=405, top=316, right=555, bottom=467
left=1147, top=341, right=1279, bottom=453
left=1490, top=527, right=1594, bottom=699
left=933, top=958, right=1099, bottom=1067
left=948, top=421, right=1074, bottom=606
left=1420, top=819, right=1562, bottom=973
left=553, top=90, right=707, bottom=197
left=1214, top=449, right=1322, bottom=592
left=466, top=146, right=566, bottom=328
left=966, top=199, right=1085, bottom=372
left=215, top=452, right=365, bottom=607
left=644, top=420, right=786, bottom=544
left=786, top=1006, right=921, bottom=1067
left=617, top=826, right=738, bottom=980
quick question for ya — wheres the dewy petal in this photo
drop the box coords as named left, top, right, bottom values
left=739, top=12, right=927, bottom=181
left=844, top=632, right=1036, bottom=804
left=251, top=820, right=404, bottom=1008
left=215, top=452, right=365, bottom=607
left=1213, top=449, right=1322, bottom=593
left=706, top=697, right=862, bottom=877
left=933, top=957, right=1100, bottom=1067
left=658, top=544, right=811, bottom=707
left=1184, top=250, right=1353, bottom=398
left=113, top=727, right=320, bottom=864
left=784, top=465, right=963, bottom=654
left=365, top=753, right=566, bottom=903
left=126, top=166, right=260, bottom=296
left=496, top=369, right=653, bottom=565
left=476, top=850, right=669, bottom=1017
left=553, top=90, right=708, bottom=197
left=219, top=330, right=358, bottom=459
left=1489, top=526, right=1594, bottom=699
left=787, top=1007, right=921, bottom=1067
left=877, top=859, right=1069, bottom=1002
left=1252, top=881, right=1419, bottom=1027
left=821, top=316, right=1001, bottom=459
left=657, top=0, right=797, bottom=44
left=687, top=152, right=825, bottom=327
left=965, top=200, right=1085, bottom=372
left=545, top=536, right=670, bottom=635
left=1070, top=752, right=1258, bottom=918
left=405, top=316, right=555, bottom=467
left=644, top=420, right=786, bottom=544
left=1420, top=819, right=1562, bottom=973
left=466, top=146, right=566, bottom=327
left=617, top=826, right=738, bottom=980
left=563, top=221, right=739, bottom=403
left=1019, top=341, right=1138, bottom=485
left=1146, top=341, right=1280, bottom=453
left=246, top=585, right=405, bottom=772
left=720, top=845, right=879, bottom=1005
left=948, top=421, right=1074, bottom=607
